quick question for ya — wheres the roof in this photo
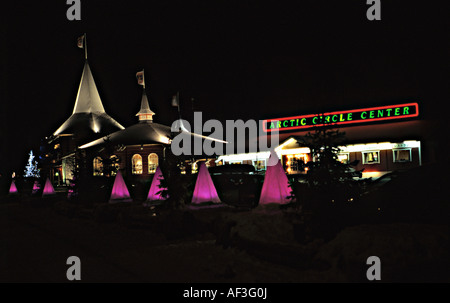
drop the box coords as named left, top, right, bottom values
left=79, top=121, right=172, bottom=149
left=53, top=60, right=124, bottom=136
left=136, top=90, right=155, bottom=116
left=53, top=112, right=124, bottom=137
left=253, top=119, right=429, bottom=151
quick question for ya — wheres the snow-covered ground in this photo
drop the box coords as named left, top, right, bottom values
left=2, top=171, right=449, bottom=283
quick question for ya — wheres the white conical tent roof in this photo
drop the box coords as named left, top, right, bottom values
left=259, top=150, right=295, bottom=205
left=109, top=170, right=132, bottom=203
left=54, top=61, right=124, bottom=136
left=191, top=162, right=221, bottom=204
left=72, top=61, right=105, bottom=113
left=42, top=177, right=56, bottom=196
left=146, top=166, right=167, bottom=201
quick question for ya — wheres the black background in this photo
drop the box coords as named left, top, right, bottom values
left=1, top=0, right=449, bottom=175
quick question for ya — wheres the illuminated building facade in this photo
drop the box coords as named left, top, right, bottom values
left=217, top=103, right=427, bottom=180
left=41, top=59, right=125, bottom=185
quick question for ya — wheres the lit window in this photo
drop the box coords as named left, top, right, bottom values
left=362, top=151, right=380, bottom=164
left=253, top=160, right=265, bottom=171
left=132, top=154, right=143, bottom=174
left=192, top=162, right=198, bottom=174
left=243, top=160, right=252, bottom=165
left=93, top=157, right=103, bottom=176
left=148, top=153, right=158, bottom=174
left=337, top=153, right=349, bottom=164
left=393, top=149, right=411, bottom=162
left=110, top=155, right=119, bottom=176
left=285, top=154, right=308, bottom=174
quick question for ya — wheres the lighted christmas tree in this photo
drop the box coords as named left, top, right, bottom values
left=23, top=150, right=40, bottom=178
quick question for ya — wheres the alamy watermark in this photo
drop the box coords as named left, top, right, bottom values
left=367, top=0, right=381, bottom=21
left=366, top=256, right=381, bottom=280
left=170, top=112, right=279, bottom=162
left=66, top=0, right=81, bottom=21
left=66, top=256, right=81, bottom=281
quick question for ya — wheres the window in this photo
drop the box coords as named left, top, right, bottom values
left=132, top=154, right=143, bottom=174
left=110, top=155, right=119, bottom=176
left=192, top=162, right=198, bottom=174
left=393, top=149, right=411, bottom=162
left=148, top=153, right=158, bottom=174
left=243, top=160, right=252, bottom=165
left=285, top=154, right=308, bottom=174
left=93, top=157, right=103, bottom=176
left=337, top=153, right=349, bottom=164
left=362, top=151, right=380, bottom=164
left=253, top=160, right=265, bottom=171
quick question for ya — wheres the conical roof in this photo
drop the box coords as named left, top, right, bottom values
left=136, top=90, right=155, bottom=117
left=79, top=87, right=171, bottom=149
left=73, top=61, right=105, bottom=113
left=79, top=122, right=172, bottom=149
left=53, top=61, right=124, bottom=136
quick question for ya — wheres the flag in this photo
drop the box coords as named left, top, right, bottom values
left=171, top=94, right=179, bottom=107
left=77, top=35, right=85, bottom=48
left=136, top=70, right=145, bottom=86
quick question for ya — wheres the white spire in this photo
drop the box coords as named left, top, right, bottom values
left=72, top=61, right=106, bottom=114
left=53, top=60, right=124, bottom=136
left=136, top=89, right=155, bottom=122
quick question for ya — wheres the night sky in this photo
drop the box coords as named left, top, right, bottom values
left=1, top=0, right=448, bottom=175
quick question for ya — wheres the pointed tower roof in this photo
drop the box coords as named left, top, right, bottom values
left=136, top=89, right=155, bottom=122
left=72, top=61, right=106, bottom=113
left=79, top=87, right=172, bottom=149
left=53, top=60, right=124, bottom=137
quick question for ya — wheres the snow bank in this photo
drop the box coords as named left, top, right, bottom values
left=315, top=223, right=450, bottom=282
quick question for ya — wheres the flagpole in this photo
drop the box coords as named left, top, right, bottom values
left=142, top=68, right=145, bottom=89
left=84, top=33, right=87, bottom=60
left=177, top=91, right=181, bottom=117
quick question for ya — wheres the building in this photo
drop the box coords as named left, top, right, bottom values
left=42, top=42, right=218, bottom=187
left=217, top=102, right=431, bottom=180
left=41, top=59, right=125, bottom=185
left=79, top=88, right=173, bottom=179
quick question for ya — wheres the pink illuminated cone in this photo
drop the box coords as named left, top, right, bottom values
left=109, top=170, right=132, bottom=203
left=42, top=177, right=56, bottom=196
left=9, top=180, right=18, bottom=194
left=259, top=150, right=295, bottom=205
left=192, top=162, right=221, bottom=204
left=147, top=166, right=167, bottom=201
